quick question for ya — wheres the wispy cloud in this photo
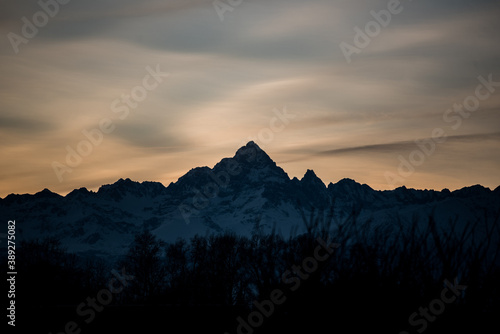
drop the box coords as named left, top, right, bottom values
left=280, top=132, right=500, bottom=162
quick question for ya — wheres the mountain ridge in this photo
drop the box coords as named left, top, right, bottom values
left=1, top=142, right=499, bottom=258
left=2, top=141, right=497, bottom=200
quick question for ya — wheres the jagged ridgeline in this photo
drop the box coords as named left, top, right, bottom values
left=1, top=141, right=498, bottom=259
left=2, top=141, right=499, bottom=258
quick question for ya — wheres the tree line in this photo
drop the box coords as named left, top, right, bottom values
left=7, top=208, right=500, bottom=333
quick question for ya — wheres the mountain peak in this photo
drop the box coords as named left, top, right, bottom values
left=34, top=188, right=61, bottom=199
left=96, top=178, right=166, bottom=200
left=66, top=187, right=92, bottom=199
left=98, top=178, right=136, bottom=191
left=235, top=141, right=263, bottom=156
left=233, top=141, right=274, bottom=167
left=301, top=169, right=325, bottom=187
left=328, top=178, right=376, bottom=202
left=116, top=177, right=134, bottom=185
left=336, top=178, right=358, bottom=185
left=245, top=140, right=260, bottom=149
left=302, top=169, right=318, bottom=179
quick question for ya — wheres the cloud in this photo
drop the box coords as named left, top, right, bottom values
left=111, top=120, right=191, bottom=149
left=0, top=115, right=54, bottom=133
left=281, top=132, right=500, bottom=162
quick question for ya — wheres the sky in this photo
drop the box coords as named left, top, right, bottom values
left=1, top=0, right=499, bottom=197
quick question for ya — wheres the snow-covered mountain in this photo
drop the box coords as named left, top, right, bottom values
left=2, top=141, right=499, bottom=258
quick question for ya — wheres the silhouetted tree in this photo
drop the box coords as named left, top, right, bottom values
left=205, top=233, right=242, bottom=305
left=124, top=230, right=166, bottom=302
left=164, top=239, right=189, bottom=302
